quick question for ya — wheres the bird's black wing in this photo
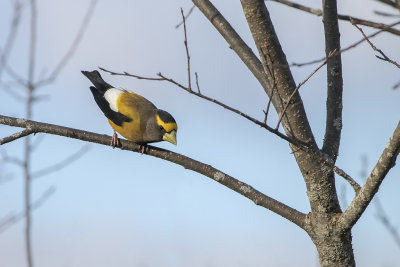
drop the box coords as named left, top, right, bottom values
left=89, top=86, right=132, bottom=126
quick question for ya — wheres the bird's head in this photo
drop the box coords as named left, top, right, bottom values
left=154, top=109, right=178, bottom=145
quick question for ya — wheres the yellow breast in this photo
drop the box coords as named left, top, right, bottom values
left=107, top=92, right=145, bottom=142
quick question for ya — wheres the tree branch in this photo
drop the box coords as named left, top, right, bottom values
left=192, top=0, right=272, bottom=94
left=291, top=20, right=400, bottom=67
left=269, top=0, right=400, bottom=36
left=0, top=114, right=307, bottom=229
left=275, top=49, right=336, bottom=129
left=339, top=121, right=400, bottom=229
left=375, top=0, right=400, bottom=9
left=321, top=0, right=343, bottom=163
left=350, top=19, right=400, bottom=69
left=0, top=129, right=34, bottom=145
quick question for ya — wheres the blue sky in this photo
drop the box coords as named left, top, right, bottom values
left=0, top=0, right=399, bottom=266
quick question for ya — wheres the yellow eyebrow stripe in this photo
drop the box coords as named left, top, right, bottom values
left=156, top=114, right=177, bottom=132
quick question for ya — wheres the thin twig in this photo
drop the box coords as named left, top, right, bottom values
left=0, top=0, right=23, bottom=80
left=32, top=145, right=90, bottom=179
left=350, top=18, right=400, bottom=69
left=1, top=150, right=24, bottom=166
left=99, top=67, right=164, bottom=81
left=375, top=0, right=400, bottom=9
left=0, top=186, right=55, bottom=234
left=269, top=0, right=400, bottom=36
left=195, top=72, right=201, bottom=93
left=374, top=10, right=400, bottom=17
left=0, top=82, right=25, bottom=101
left=259, top=46, right=276, bottom=124
left=291, top=20, right=400, bottom=67
left=175, top=5, right=195, bottom=29
left=35, top=0, right=97, bottom=87
left=181, top=8, right=192, bottom=91
left=276, top=49, right=336, bottom=129
left=393, top=80, right=400, bottom=89
left=0, top=129, right=35, bottom=145
left=358, top=155, right=400, bottom=249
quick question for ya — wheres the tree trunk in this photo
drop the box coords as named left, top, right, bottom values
left=306, top=214, right=356, bottom=267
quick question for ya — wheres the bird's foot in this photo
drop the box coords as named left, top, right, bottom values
left=139, top=144, right=148, bottom=154
left=110, top=131, right=121, bottom=148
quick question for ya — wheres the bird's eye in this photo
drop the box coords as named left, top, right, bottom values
left=159, top=125, right=164, bottom=131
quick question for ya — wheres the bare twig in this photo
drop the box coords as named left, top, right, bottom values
left=374, top=198, right=400, bottom=248
left=181, top=8, right=192, bottom=91
left=269, top=0, right=400, bottom=36
left=29, top=134, right=45, bottom=151
left=176, top=5, right=195, bottom=29
left=0, top=114, right=308, bottom=229
left=1, top=150, right=24, bottom=166
left=291, top=20, right=400, bottom=67
left=35, top=0, right=97, bottom=87
left=0, top=186, right=55, bottom=234
left=374, top=10, right=400, bottom=17
left=32, top=145, right=90, bottom=179
left=0, top=0, right=23, bottom=80
left=98, top=67, right=164, bottom=81
left=393, top=80, right=400, bottom=89
left=258, top=46, right=276, bottom=124
left=350, top=18, right=400, bottom=69
left=0, top=129, right=35, bottom=145
left=375, top=0, right=400, bottom=9
left=275, top=49, right=336, bottom=129
left=0, top=82, right=26, bottom=101
left=195, top=72, right=201, bottom=93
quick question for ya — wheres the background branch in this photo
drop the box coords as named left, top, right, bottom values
left=269, top=0, right=400, bottom=36
left=31, top=144, right=90, bottom=179
left=351, top=19, right=400, bottom=69
left=0, top=186, right=55, bottom=234
left=340, top=121, right=400, bottom=229
left=291, top=20, right=400, bottom=67
left=321, top=0, right=343, bottom=163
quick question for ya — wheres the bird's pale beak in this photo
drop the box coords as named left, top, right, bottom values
left=163, top=130, right=177, bottom=145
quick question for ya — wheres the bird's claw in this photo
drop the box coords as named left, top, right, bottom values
left=139, top=144, right=148, bottom=154
left=110, top=131, right=120, bottom=148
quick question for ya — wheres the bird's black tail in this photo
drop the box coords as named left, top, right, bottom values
left=81, top=70, right=113, bottom=94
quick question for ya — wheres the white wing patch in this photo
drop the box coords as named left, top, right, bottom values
left=104, top=88, right=124, bottom=112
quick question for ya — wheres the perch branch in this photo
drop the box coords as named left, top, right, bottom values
left=0, top=114, right=307, bottom=229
